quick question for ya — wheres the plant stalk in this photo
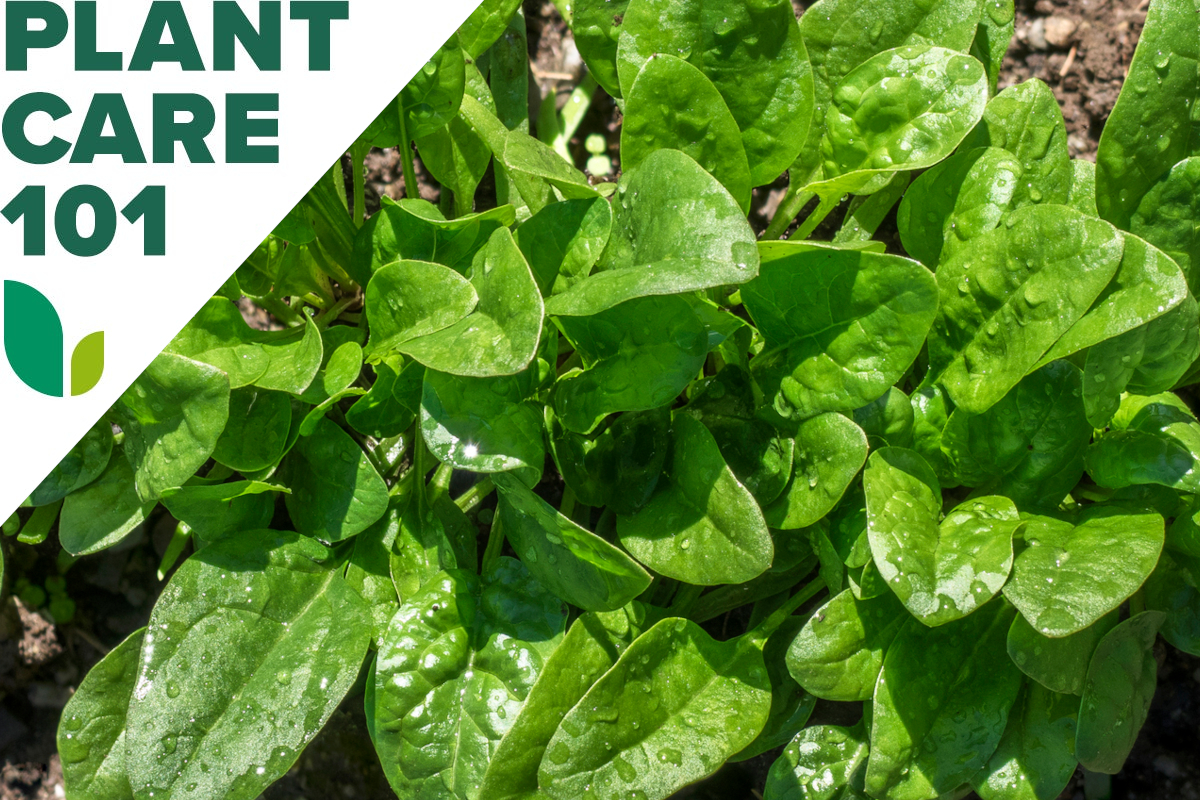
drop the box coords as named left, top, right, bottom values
left=350, top=141, right=369, bottom=227
left=763, top=183, right=815, bottom=240
left=482, top=514, right=505, bottom=571
left=396, top=96, right=420, bottom=201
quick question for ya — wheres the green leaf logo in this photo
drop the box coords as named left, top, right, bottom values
left=3, top=281, right=104, bottom=397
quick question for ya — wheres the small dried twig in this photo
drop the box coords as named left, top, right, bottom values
left=72, top=627, right=111, bottom=657
left=531, top=65, right=577, bottom=82
left=1060, top=44, right=1078, bottom=77
left=1136, top=0, right=1150, bottom=10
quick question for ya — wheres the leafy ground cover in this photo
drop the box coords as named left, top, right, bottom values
left=3, top=0, right=1200, bottom=798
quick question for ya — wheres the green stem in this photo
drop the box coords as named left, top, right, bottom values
left=553, top=73, right=598, bottom=162
left=455, top=477, right=495, bottom=514
left=763, top=183, right=815, bottom=240
left=559, top=486, right=576, bottom=519
left=1129, top=589, right=1147, bottom=617
left=669, top=584, right=705, bottom=617
left=750, top=576, right=826, bottom=643
left=396, top=96, right=420, bottom=201
left=790, top=193, right=841, bottom=242
left=258, top=296, right=305, bottom=327
left=314, top=294, right=359, bottom=330
left=157, top=522, right=193, bottom=581
left=482, top=514, right=505, bottom=571
left=2, top=512, right=21, bottom=536
left=16, top=500, right=61, bottom=546
left=350, top=141, right=369, bottom=227
left=428, top=462, right=454, bottom=505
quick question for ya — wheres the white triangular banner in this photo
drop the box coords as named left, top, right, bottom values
left=0, top=0, right=482, bottom=517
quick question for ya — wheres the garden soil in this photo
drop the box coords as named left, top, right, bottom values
left=2, top=1, right=1197, bottom=798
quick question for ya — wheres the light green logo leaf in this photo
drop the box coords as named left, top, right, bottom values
left=3, top=280, right=104, bottom=397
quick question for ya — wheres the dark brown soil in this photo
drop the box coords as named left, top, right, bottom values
left=3, top=2, right=1197, bottom=799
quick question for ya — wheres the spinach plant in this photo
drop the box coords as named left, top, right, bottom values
left=4, top=0, right=1197, bottom=797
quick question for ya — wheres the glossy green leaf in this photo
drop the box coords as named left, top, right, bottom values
left=212, top=388, right=291, bottom=473
left=744, top=242, right=937, bottom=420
left=345, top=499, right=402, bottom=645
left=29, top=419, right=112, bottom=507
left=925, top=204, right=1125, bottom=414
left=371, top=559, right=567, bottom=799
left=366, top=260, right=479, bottom=355
left=1086, top=392, right=1200, bottom=492
left=853, top=387, right=915, bottom=451
left=570, top=0, right=631, bottom=98
left=1006, top=611, right=1119, bottom=695
left=970, top=0, right=1014, bottom=95
left=765, top=413, right=869, bottom=530
left=897, top=146, right=1023, bottom=269
left=1003, top=506, right=1164, bottom=637
left=59, top=451, right=154, bottom=556
left=764, top=722, right=869, bottom=800
left=421, top=368, right=544, bottom=482
left=786, top=588, right=906, bottom=702
left=796, top=0, right=984, bottom=181
left=457, top=0, right=524, bottom=57
left=865, top=602, right=1022, bottom=800
left=416, top=110, right=493, bottom=219
left=399, top=229, right=543, bottom=378
left=514, top=197, right=612, bottom=297
left=545, top=149, right=759, bottom=318
left=910, top=385, right=957, bottom=488
left=554, top=295, right=707, bottom=434
left=1067, top=158, right=1098, bottom=216
left=58, top=627, right=142, bottom=800
left=1075, top=611, right=1166, bottom=774
left=159, top=480, right=280, bottom=542
left=618, top=414, right=773, bottom=586
left=1130, top=156, right=1200, bottom=289
left=124, top=532, right=372, bottom=800
left=1095, top=0, right=1200, bottom=230
left=941, top=361, right=1090, bottom=508
left=622, top=54, right=752, bottom=211
left=479, top=605, right=657, bottom=799
left=806, top=46, right=988, bottom=199
left=733, top=615, right=818, bottom=762
left=865, top=448, right=1019, bottom=626
left=402, top=36, right=466, bottom=140
left=970, top=682, right=1079, bottom=800
left=964, top=78, right=1071, bottom=209
left=346, top=356, right=423, bottom=439
left=494, top=472, right=652, bottom=612
left=111, top=353, right=230, bottom=502
left=1144, top=551, right=1200, bottom=656
left=351, top=197, right=517, bottom=282
left=283, top=416, right=389, bottom=542
left=537, top=617, right=772, bottom=799
left=616, top=0, right=813, bottom=185
left=388, top=476, right=458, bottom=601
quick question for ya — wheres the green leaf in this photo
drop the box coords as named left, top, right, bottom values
left=1067, top=158, right=1098, bottom=216
left=457, top=0, right=524, bottom=57
left=165, top=298, right=324, bottom=395
left=970, top=682, right=1079, bottom=800
left=370, top=558, right=567, bottom=799
left=1095, top=0, right=1200, bottom=230
left=124, top=532, right=372, bottom=800
left=159, top=480, right=280, bottom=542
left=806, top=46, right=988, bottom=198
left=733, top=614, right=818, bottom=762
left=1083, top=299, right=1200, bottom=426
left=58, top=628, right=143, bottom=800
left=621, top=54, right=753, bottom=211
left=1006, top=611, right=1119, bottom=695
left=547, top=407, right=671, bottom=514
left=964, top=78, right=1071, bottom=209
left=494, top=472, right=652, bottom=612
left=545, top=149, right=759, bottom=318
left=212, top=388, right=291, bottom=473
left=765, top=413, right=869, bottom=531
left=111, top=353, right=230, bottom=502
left=283, top=416, right=389, bottom=542
left=479, top=605, right=658, bottom=799
left=366, top=260, right=478, bottom=355
left=616, top=0, right=814, bottom=185
left=1144, top=551, right=1200, bottom=656
left=537, top=617, right=772, bottom=799
left=796, top=0, right=984, bottom=181
left=421, top=368, right=545, bottom=482
left=617, top=414, right=773, bottom=586
left=1130, top=156, right=1200, bottom=289
left=865, top=447, right=1019, bottom=626
left=59, top=451, right=155, bottom=556
left=1002, top=506, right=1164, bottom=637
left=29, top=419, right=112, bottom=507
left=911, top=385, right=957, bottom=488
left=345, top=501, right=402, bottom=645
left=416, top=111, right=493, bottom=218
left=765, top=722, right=869, bottom=800
left=941, top=361, right=1090, bottom=508
left=1074, top=611, right=1166, bottom=774
left=554, top=295, right=707, bottom=434
left=346, top=356, right=423, bottom=439
left=853, top=387, right=915, bottom=450
left=970, top=0, right=1014, bottom=95
left=744, top=242, right=938, bottom=420
left=570, top=0, right=631, bottom=98
left=1085, top=393, right=1200, bottom=493
left=925, top=204, right=1125, bottom=414
left=399, top=229, right=544, bottom=378
left=865, top=601, right=1022, bottom=800
left=351, top=197, right=517, bottom=283
left=402, top=36, right=465, bottom=141
left=786, top=588, right=906, bottom=702
left=897, top=146, right=1024, bottom=269
left=514, top=197, right=613, bottom=297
